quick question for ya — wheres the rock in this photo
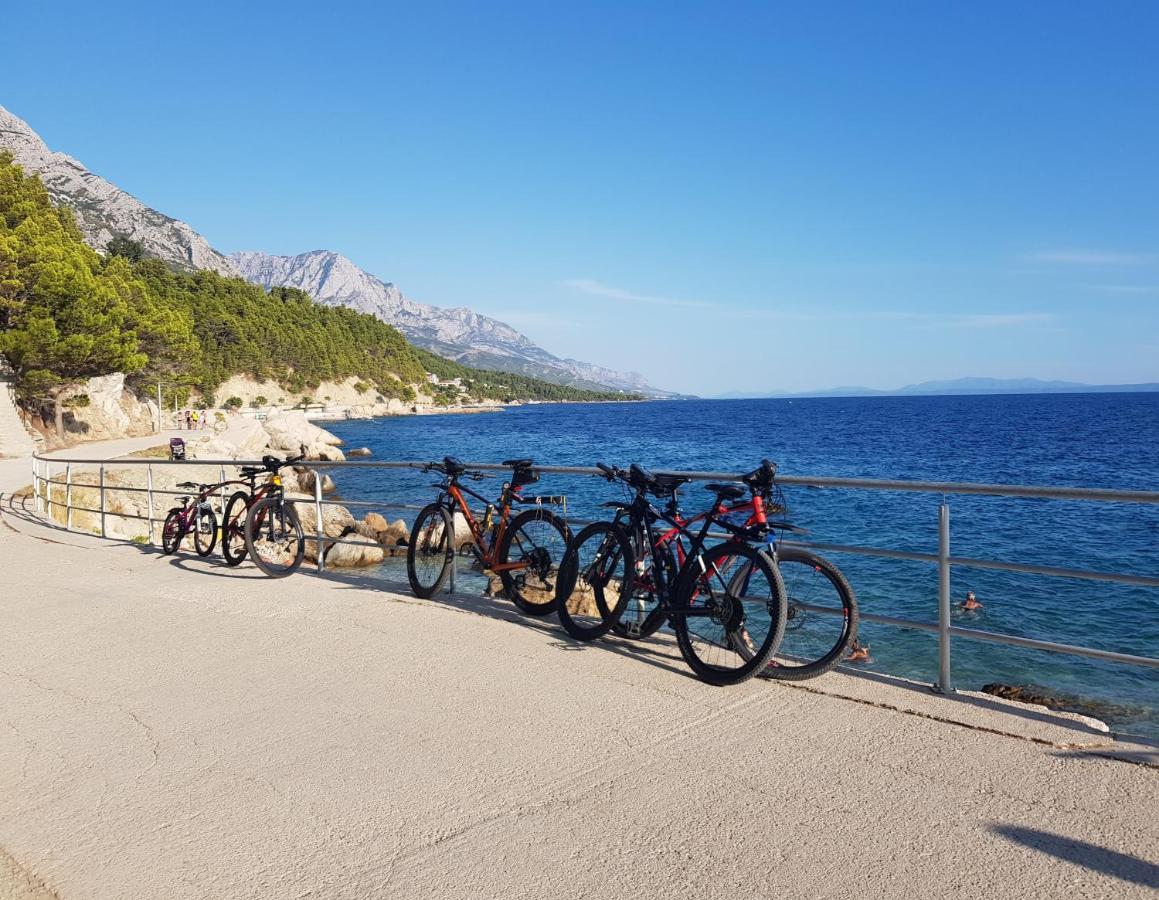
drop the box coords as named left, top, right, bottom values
left=362, top=512, right=389, bottom=533
left=357, top=513, right=409, bottom=546
left=348, top=447, right=372, bottom=457
left=57, top=373, right=158, bottom=443
left=316, top=535, right=385, bottom=568
left=295, top=468, right=338, bottom=495
left=262, top=412, right=345, bottom=461
left=292, top=493, right=357, bottom=538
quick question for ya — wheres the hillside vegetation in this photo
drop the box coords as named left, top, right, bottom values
left=0, top=152, right=637, bottom=428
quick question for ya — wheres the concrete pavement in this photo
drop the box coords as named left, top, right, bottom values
left=0, top=506, right=1156, bottom=899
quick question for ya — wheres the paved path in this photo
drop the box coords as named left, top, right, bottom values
left=0, top=509, right=1156, bottom=899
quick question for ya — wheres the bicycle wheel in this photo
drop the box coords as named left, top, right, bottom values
left=244, top=496, right=306, bottom=578
left=763, top=548, right=858, bottom=680
left=406, top=503, right=454, bottom=598
left=496, top=508, right=570, bottom=616
left=221, top=491, right=250, bottom=566
left=555, top=522, right=633, bottom=641
left=161, top=509, right=185, bottom=555
left=612, top=541, right=676, bottom=641
left=194, top=506, right=218, bottom=557
left=672, top=543, right=787, bottom=686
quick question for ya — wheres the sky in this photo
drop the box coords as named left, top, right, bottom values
left=4, top=1, right=1158, bottom=395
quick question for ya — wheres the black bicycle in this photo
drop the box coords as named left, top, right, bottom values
left=555, top=462, right=787, bottom=686
left=407, top=457, right=570, bottom=616
left=241, top=453, right=307, bottom=578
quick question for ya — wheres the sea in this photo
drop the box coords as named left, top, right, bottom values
left=321, top=393, right=1159, bottom=740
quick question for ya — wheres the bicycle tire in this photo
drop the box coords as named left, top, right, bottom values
left=496, top=507, right=570, bottom=616
left=161, top=509, right=185, bottom=555
left=612, top=540, right=676, bottom=641
left=407, top=503, right=454, bottom=599
left=555, top=522, right=634, bottom=641
left=221, top=491, right=250, bottom=566
left=672, top=543, right=787, bottom=686
left=194, top=507, right=218, bottom=557
left=244, top=496, right=305, bottom=578
left=762, top=548, right=858, bottom=681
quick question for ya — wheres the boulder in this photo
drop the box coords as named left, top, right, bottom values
left=262, top=412, right=344, bottom=461
left=348, top=447, right=373, bottom=457
left=357, top=513, right=409, bottom=546
left=295, top=468, right=338, bottom=495
left=292, top=493, right=357, bottom=537
left=316, top=535, right=385, bottom=568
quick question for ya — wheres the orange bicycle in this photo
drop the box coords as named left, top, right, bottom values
left=406, top=457, right=570, bottom=616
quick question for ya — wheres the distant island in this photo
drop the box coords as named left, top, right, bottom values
left=720, top=377, right=1159, bottom=400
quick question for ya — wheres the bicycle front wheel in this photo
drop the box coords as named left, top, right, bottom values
left=406, top=504, right=454, bottom=599
left=497, top=508, right=570, bottom=616
left=555, top=522, right=634, bottom=641
left=221, top=491, right=250, bottom=566
left=763, top=548, right=858, bottom=680
left=244, top=496, right=305, bottom=578
left=194, top=507, right=218, bottom=557
left=672, top=543, right=786, bottom=686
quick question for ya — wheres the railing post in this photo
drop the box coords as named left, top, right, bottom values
left=314, top=468, right=325, bottom=573
left=45, top=461, right=53, bottom=520
left=146, top=464, right=155, bottom=545
left=934, top=500, right=955, bottom=694
left=99, top=464, right=106, bottom=539
left=65, top=463, right=73, bottom=531
left=32, top=456, right=41, bottom=514
left=447, top=515, right=457, bottom=594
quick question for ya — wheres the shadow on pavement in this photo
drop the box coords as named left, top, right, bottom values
left=990, top=824, right=1159, bottom=888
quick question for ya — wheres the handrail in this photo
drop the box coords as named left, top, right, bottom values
left=25, top=452, right=1159, bottom=690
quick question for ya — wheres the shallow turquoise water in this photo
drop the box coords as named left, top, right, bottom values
left=321, top=393, right=1159, bottom=739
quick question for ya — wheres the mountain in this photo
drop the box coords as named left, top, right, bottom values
left=230, top=250, right=676, bottom=396
left=721, top=377, right=1159, bottom=399
left=0, top=105, right=239, bottom=276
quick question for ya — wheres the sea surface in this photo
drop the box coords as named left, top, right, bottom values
left=322, top=393, right=1159, bottom=739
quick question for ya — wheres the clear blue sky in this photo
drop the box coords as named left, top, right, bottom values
left=5, top=1, right=1158, bottom=395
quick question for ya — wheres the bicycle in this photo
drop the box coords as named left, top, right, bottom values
left=161, top=481, right=223, bottom=558
left=555, top=462, right=788, bottom=686
left=235, top=453, right=307, bottom=578
left=219, top=453, right=302, bottom=567
left=406, top=456, right=570, bottom=616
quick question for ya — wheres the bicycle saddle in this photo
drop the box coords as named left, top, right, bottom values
left=706, top=482, right=746, bottom=501
left=176, top=480, right=199, bottom=489
left=443, top=456, right=466, bottom=475
left=650, top=474, right=690, bottom=496
left=502, top=458, right=534, bottom=469
left=239, top=466, right=262, bottom=477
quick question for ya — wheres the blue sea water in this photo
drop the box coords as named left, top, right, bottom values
left=322, top=393, right=1159, bottom=738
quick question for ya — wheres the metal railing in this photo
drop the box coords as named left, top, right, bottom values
left=21, top=452, right=1159, bottom=694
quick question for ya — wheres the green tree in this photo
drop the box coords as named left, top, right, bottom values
left=106, top=235, right=145, bottom=262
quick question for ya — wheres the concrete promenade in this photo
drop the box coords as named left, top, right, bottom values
left=0, top=451, right=1157, bottom=897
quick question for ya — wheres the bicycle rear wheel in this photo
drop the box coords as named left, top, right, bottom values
left=555, top=522, right=633, bottom=641
left=194, top=507, right=218, bottom=557
left=221, top=491, right=250, bottom=566
left=763, top=548, right=858, bottom=680
left=672, top=543, right=786, bottom=686
left=244, top=496, right=306, bottom=578
left=496, top=508, right=570, bottom=616
left=406, top=503, right=454, bottom=599
left=161, top=509, right=185, bottom=555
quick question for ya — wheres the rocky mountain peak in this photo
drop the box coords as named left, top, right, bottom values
left=0, top=105, right=239, bottom=276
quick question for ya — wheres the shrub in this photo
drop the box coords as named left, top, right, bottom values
left=252, top=395, right=268, bottom=408
left=225, top=396, right=243, bottom=409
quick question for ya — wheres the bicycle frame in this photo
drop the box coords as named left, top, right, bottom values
left=432, top=476, right=546, bottom=574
